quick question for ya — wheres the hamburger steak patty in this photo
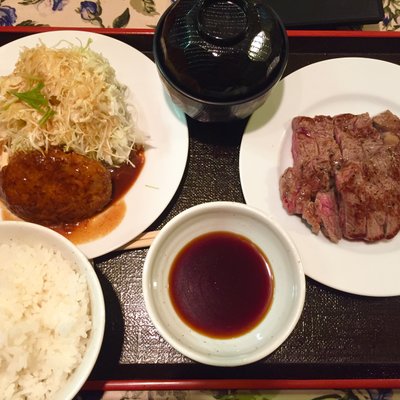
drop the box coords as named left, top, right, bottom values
left=0, top=148, right=112, bottom=225
left=279, top=110, right=400, bottom=243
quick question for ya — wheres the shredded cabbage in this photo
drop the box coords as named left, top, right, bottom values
left=0, top=40, right=143, bottom=167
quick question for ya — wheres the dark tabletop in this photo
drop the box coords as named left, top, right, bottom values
left=2, top=31, right=400, bottom=382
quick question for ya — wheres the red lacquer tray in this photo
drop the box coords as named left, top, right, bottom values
left=1, top=26, right=400, bottom=392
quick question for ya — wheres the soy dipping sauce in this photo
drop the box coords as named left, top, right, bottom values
left=168, top=231, right=274, bottom=339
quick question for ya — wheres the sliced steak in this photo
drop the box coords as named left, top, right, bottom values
left=372, top=110, right=400, bottom=134
left=315, top=190, right=342, bottom=243
left=365, top=143, right=400, bottom=239
left=335, top=161, right=367, bottom=240
left=302, top=200, right=320, bottom=234
left=280, top=115, right=341, bottom=228
left=280, top=111, right=400, bottom=243
left=372, top=110, right=400, bottom=146
left=333, top=113, right=380, bottom=162
left=280, top=159, right=332, bottom=224
left=280, top=167, right=300, bottom=215
left=292, top=115, right=341, bottom=166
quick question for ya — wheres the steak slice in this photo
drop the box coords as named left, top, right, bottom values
left=292, top=115, right=341, bottom=166
left=335, top=142, right=400, bottom=242
left=280, top=167, right=301, bottom=215
left=280, top=115, right=341, bottom=225
left=315, top=190, right=342, bottom=243
left=335, top=161, right=367, bottom=240
left=372, top=110, right=400, bottom=147
left=333, top=113, right=379, bottom=240
left=333, top=113, right=380, bottom=162
left=332, top=112, right=400, bottom=242
left=364, top=142, right=400, bottom=239
left=280, top=158, right=332, bottom=215
left=372, top=110, right=400, bottom=134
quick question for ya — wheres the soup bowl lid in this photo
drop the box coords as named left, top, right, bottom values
left=154, top=0, right=288, bottom=104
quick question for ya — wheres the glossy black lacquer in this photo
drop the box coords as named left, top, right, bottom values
left=153, top=0, right=288, bottom=122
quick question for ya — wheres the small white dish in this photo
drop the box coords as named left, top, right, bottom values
left=142, top=201, right=305, bottom=367
left=0, top=221, right=105, bottom=400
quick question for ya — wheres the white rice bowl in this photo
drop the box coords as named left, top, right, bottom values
left=0, top=221, right=105, bottom=400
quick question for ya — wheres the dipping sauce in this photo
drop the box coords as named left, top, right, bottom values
left=168, top=231, right=274, bottom=339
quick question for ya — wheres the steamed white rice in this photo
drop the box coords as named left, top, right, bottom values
left=0, top=240, right=92, bottom=399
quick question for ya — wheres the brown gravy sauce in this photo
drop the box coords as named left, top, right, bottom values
left=52, top=200, right=127, bottom=244
left=169, top=231, right=274, bottom=339
left=1, top=147, right=145, bottom=245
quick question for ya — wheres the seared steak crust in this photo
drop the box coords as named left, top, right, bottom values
left=279, top=110, right=400, bottom=243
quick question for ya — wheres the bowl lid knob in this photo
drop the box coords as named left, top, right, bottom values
left=197, top=0, right=248, bottom=46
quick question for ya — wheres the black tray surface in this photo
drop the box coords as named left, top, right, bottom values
left=265, top=0, right=383, bottom=28
left=1, top=31, right=400, bottom=381
left=91, top=34, right=400, bottom=381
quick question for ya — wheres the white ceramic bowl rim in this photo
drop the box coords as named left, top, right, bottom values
left=143, top=201, right=306, bottom=367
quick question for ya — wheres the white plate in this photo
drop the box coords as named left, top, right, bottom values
left=0, top=30, right=189, bottom=259
left=239, top=57, right=400, bottom=297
